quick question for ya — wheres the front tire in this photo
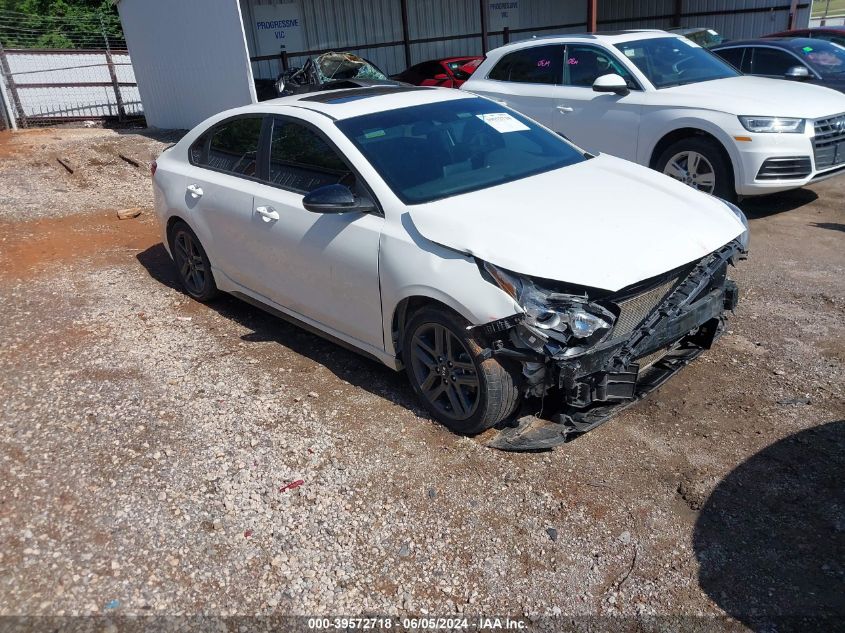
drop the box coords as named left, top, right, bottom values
left=168, top=221, right=219, bottom=302
left=656, top=137, right=736, bottom=201
left=403, top=307, right=521, bottom=435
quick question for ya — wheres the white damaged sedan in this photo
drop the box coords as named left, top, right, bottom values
left=152, top=86, right=748, bottom=450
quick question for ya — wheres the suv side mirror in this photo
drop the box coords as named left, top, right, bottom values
left=302, top=184, right=375, bottom=214
left=784, top=65, right=811, bottom=81
left=592, top=73, right=630, bottom=96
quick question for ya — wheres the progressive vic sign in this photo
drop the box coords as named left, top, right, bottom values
left=253, top=3, right=304, bottom=56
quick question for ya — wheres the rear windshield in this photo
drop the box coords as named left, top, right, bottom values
left=335, top=98, right=586, bottom=204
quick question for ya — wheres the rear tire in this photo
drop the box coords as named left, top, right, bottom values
left=403, top=307, right=521, bottom=435
left=656, top=136, right=736, bottom=201
left=168, top=221, right=219, bottom=302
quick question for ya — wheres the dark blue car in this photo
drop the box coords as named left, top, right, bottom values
left=711, top=37, right=845, bottom=93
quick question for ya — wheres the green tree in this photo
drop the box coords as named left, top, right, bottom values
left=0, top=0, right=125, bottom=49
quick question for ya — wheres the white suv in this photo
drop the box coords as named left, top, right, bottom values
left=462, top=30, right=845, bottom=200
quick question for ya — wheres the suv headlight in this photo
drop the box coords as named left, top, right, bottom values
left=483, top=262, right=615, bottom=353
left=720, top=198, right=750, bottom=253
left=738, top=116, right=805, bottom=134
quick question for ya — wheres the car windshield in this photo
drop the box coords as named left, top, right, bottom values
left=336, top=98, right=587, bottom=204
left=616, top=36, right=739, bottom=88
left=790, top=40, right=845, bottom=77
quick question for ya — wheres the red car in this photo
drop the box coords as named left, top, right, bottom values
left=764, top=26, right=845, bottom=47
left=392, top=56, right=483, bottom=88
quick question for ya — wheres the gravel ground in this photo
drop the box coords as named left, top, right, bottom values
left=0, top=128, right=843, bottom=630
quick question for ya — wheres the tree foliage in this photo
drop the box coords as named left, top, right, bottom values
left=0, top=0, right=125, bottom=49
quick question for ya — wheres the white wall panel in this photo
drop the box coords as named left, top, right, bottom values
left=118, top=0, right=255, bottom=129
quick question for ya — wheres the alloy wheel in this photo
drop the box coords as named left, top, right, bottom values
left=173, top=230, right=207, bottom=295
left=663, top=150, right=716, bottom=194
left=409, top=323, right=480, bottom=421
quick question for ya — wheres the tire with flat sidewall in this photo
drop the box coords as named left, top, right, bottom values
left=167, top=220, right=219, bottom=302
left=403, top=307, right=521, bottom=435
left=656, top=136, right=736, bottom=202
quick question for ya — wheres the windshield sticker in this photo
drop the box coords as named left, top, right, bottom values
left=476, top=112, right=530, bottom=133
left=624, top=48, right=636, bottom=57
left=537, top=59, right=550, bottom=68
left=364, top=129, right=386, bottom=139
left=802, top=46, right=813, bottom=53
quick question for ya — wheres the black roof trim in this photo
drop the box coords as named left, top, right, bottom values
left=299, top=85, right=430, bottom=104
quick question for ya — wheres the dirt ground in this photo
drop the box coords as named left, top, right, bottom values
left=0, top=127, right=842, bottom=630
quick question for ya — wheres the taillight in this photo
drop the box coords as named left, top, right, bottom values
left=150, top=160, right=157, bottom=177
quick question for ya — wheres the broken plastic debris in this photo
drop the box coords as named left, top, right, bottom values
left=244, top=529, right=253, bottom=538
left=105, top=599, right=120, bottom=610
left=279, top=479, right=304, bottom=493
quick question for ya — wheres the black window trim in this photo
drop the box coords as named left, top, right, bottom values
left=188, top=113, right=270, bottom=186
left=263, top=114, right=384, bottom=217
left=562, top=42, right=644, bottom=91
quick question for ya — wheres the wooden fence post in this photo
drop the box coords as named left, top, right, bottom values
left=104, top=49, right=127, bottom=122
left=0, top=42, right=25, bottom=128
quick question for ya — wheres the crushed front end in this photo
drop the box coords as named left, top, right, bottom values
left=476, top=239, right=747, bottom=451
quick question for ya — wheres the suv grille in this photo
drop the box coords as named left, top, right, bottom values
left=813, top=113, right=845, bottom=170
left=610, top=276, right=679, bottom=341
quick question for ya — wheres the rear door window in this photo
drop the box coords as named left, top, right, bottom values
left=267, top=119, right=354, bottom=193
left=191, top=116, right=263, bottom=177
left=487, top=45, right=563, bottom=84
left=715, top=47, right=745, bottom=71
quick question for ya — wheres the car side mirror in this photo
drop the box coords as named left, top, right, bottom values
left=592, top=73, right=630, bottom=96
left=784, top=65, right=811, bottom=81
left=302, top=184, right=374, bottom=214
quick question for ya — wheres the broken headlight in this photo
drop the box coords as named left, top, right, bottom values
left=483, top=261, right=615, bottom=355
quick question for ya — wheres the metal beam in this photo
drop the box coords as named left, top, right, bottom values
left=479, top=0, right=489, bottom=55
left=586, top=0, right=597, bottom=33
left=673, top=0, right=683, bottom=27
left=788, top=0, right=800, bottom=29
left=400, top=0, right=411, bottom=69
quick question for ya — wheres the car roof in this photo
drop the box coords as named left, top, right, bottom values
left=256, top=85, right=477, bottom=120
left=714, top=37, right=821, bottom=49
left=486, top=29, right=675, bottom=54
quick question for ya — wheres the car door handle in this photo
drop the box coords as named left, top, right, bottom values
left=556, top=105, right=574, bottom=113
left=186, top=184, right=203, bottom=198
left=255, top=205, right=280, bottom=222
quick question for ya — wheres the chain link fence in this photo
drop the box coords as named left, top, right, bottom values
left=0, top=7, right=142, bottom=129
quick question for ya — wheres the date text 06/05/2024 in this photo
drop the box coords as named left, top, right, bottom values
left=307, top=616, right=528, bottom=630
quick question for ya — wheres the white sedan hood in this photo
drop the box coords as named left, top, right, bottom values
left=407, top=154, right=745, bottom=292
left=661, top=76, right=845, bottom=119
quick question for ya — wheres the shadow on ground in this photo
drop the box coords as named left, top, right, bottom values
left=135, top=243, right=419, bottom=414
left=694, top=420, right=845, bottom=631
left=739, top=189, right=818, bottom=219
left=810, top=222, right=845, bottom=233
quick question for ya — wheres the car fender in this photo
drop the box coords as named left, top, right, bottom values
left=637, top=110, right=746, bottom=186
left=378, top=217, right=521, bottom=359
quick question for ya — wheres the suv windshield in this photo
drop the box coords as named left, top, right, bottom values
left=789, top=40, right=845, bottom=77
left=616, top=36, right=739, bottom=88
left=336, top=98, right=587, bottom=204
